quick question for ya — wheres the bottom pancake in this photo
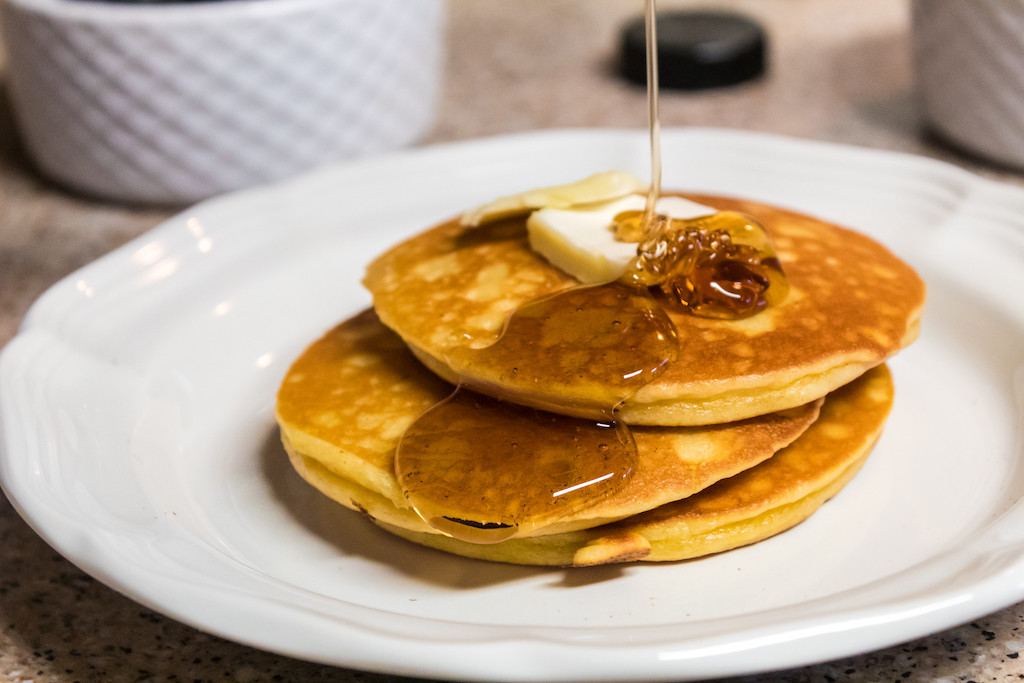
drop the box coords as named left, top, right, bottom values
left=316, top=365, right=890, bottom=566
left=279, top=311, right=894, bottom=563
left=277, top=310, right=823, bottom=538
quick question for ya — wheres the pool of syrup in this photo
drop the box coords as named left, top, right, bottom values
left=395, top=282, right=676, bottom=543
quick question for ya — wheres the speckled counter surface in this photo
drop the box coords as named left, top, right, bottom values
left=1, top=1, right=1023, bottom=681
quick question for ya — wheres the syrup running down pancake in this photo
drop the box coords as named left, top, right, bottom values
left=378, top=364, right=893, bottom=566
left=364, top=194, right=924, bottom=426
left=276, top=311, right=893, bottom=565
left=276, top=309, right=822, bottom=539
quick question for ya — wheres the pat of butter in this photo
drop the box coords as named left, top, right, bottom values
left=461, top=171, right=647, bottom=227
left=527, top=195, right=715, bottom=283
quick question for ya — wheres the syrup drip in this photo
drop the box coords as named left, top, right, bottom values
left=395, top=0, right=786, bottom=544
left=395, top=0, right=681, bottom=544
left=445, top=283, right=678, bottom=416
left=395, top=283, right=677, bottom=543
left=395, top=389, right=634, bottom=544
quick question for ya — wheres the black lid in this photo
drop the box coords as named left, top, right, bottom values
left=620, top=10, right=767, bottom=90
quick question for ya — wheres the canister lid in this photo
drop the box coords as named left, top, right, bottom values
left=620, top=11, right=767, bottom=90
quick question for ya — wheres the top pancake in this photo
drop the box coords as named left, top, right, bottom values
left=364, top=194, right=924, bottom=425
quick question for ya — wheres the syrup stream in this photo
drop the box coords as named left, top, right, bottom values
left=643, top=0, right=662, bottom=234
left=395, top=3, right=678, bottom=544
left=396, top=283, right=677, bottom=544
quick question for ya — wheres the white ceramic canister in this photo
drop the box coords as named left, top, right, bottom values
left=1, top=0, right=445, bottom=204
left=911, top=0, right=1024, bottom=170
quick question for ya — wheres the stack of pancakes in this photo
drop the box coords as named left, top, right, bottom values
left=276, top=193, right=924, bottom=566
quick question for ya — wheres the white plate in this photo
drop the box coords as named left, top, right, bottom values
left=2, top=128, right=1024, bottom=682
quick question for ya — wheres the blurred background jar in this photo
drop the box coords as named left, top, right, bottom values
left=911, top=0, right=1024, bottom=170
left=0, top=0, right=446, bottom=205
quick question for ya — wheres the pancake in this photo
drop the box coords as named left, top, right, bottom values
left=364, top=194, right=924, bottom=425
left=280, top=313, right=897, bottom=565
left=336, top=365, right=892, bottom=566
left=276, top=309, right=823, bottom=538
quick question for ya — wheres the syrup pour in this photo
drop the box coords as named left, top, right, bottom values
left=643, top=0, right=662, bottom=234
left=395, top=0, right=787, bottom=544
left=395, top=284, right=677, bottom=544
left=396, top=1, right=674, bottom=544
left=628, top=0, right=786, bottom=320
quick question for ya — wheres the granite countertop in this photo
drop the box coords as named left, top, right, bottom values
left=2, top=1, right=1023, bottom=681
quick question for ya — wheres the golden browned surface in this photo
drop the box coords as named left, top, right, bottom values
left=276, top=309, right=822, bottom=537
left=364, top=195, right=924, bottom=425
left=376, top=365, right=893, bottom=566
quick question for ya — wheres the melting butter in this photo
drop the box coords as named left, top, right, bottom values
left=460, top=170, right=647, bottom=227
left=527, top=194, right=716, bottom=283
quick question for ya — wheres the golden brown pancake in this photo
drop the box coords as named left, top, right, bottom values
left=357, top=365, right=892, bottom=566
left=364, top=194, right=924, bottom=425
left=276, top=309, right=823, bottom=538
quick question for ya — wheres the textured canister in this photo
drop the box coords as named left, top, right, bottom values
left=912, top=0, right=1024, bottom=170
left=1, top=0, right=446, bottom=204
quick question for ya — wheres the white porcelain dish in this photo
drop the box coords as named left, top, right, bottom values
left=2, top=129, right=1023, bottom=682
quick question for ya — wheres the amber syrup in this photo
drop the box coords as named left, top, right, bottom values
left=643, top=0, right=663, bottom=235
left=395, top=282, right=677, bottom=543
left=394, top=0, right=676, bottom=544
left=395, top=0, right=784, bottom=543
